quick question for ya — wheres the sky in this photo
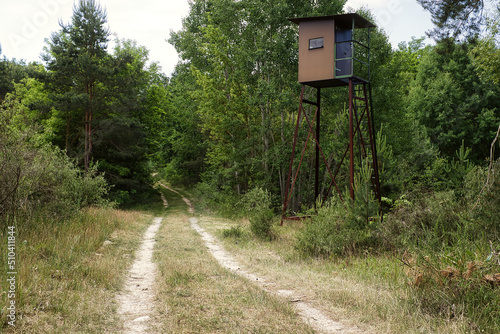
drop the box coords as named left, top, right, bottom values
left=0, top=0, right=434, bottom=76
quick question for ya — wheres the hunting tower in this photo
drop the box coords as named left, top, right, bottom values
left=282, top=13, right=381, bottom=221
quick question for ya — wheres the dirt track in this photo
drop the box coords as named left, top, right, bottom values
left=115, top=185, right=367, bottom=333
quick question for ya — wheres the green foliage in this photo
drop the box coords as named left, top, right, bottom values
left=470, top=20, right=500, bottom=85
left=160, top=64, right=206, bottom=186
left=296, top=165, right=380, bottom=257
left=239, top=187, right=272, bottom=214
left=0, top=96, right=108, bottom=224
left=296, top=195, right=378, bottom=257
left=240, top=187, right=276, bottom=240
left=195, top=181, right=240, bottom=217
left=465, top=158, right=500, bottom=237
left=2, top=0, right=500, bottom=329
left=169, top=0, right=351, bottom=200
left=417, top=0, right=486, bottom=40
left=408, top=41, right=500, bottom=162
left=249, top=209, right=275, bottom=241
left=444, top=140, right=476, bottom=188
left=381, top=190, right=465, bottom=251
left=0, top=57, right=42, bottom=101
left=38, top=3, right=170, bottom=201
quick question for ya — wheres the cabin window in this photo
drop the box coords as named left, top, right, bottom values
left=309, top=37, right=324, bottom=50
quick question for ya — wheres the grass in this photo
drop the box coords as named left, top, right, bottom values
left=0, top=207, right=152, bottom=333
left=150, top=185, right=317, bottom=333
left=197, top=215, right=473, bottom=333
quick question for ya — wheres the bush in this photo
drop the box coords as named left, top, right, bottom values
left=296, top=194, right=379, bottom=257
left=465, top=159, right=500, bottom=238
left=195, top=181, right=240, bottom=217
left=380, top=190, right=466, bottom=251
left=239, top=187, right=272, bottom=214
left=380, top=158, right=500, bottom=251
left=404, top=247, right=500, bottom=333
left=296, top=161, right=381, bottom=257
left=0, top=97, right=108, bottom=225
left=249, top=209, right=275, bottom=240
left=239, top=187, right=276, bottom=240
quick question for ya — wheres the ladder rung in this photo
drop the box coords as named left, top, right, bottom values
left=303, top=99, right=319, bottom=106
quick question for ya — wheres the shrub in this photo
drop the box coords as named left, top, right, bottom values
left=296, top=193, right=379, bottom=257
left=0, top=97, right=108, bottom=226
left=239, top=187, right=276, bottom=240
left=296, top=160, right=381, bottom=257
left=465, top=159, right=500, bottom=238
left=195, top=181, right=240, bottom=217
left=249, top=209, right=275, bottom=240
left=404, top=247, right=500, bottom=333
left=239, top=187, right=272, bottom=214
left=380, top=190, right=466, bottom=251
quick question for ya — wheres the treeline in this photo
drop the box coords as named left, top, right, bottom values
left=1, top=0, right=498, bottom=219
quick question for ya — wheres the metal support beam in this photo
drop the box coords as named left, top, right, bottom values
left=282, top=81, right=381, bottom=222
left=349, top=78, right=355, bottom=200
left=315, top=88, right=321, bottom=203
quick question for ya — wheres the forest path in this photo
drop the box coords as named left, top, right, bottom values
left=159, top=184, right=367, bottom=334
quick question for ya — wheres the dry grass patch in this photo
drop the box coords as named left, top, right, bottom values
left=0, top=207, right=151, bottom=333
left=198, top=215, right=472, bottom=333
left=151, top=209, right=316, bottom=333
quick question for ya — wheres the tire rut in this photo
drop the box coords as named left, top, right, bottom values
left=116, top=217, right=162, bottom=333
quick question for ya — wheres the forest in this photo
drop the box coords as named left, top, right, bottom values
left=1, top=0, right=500, bottom=332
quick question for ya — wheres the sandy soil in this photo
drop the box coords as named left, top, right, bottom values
left=116, top=217, right=162, bottom=333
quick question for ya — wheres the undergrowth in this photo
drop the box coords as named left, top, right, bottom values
left=293, top=158, right=500, bottom=331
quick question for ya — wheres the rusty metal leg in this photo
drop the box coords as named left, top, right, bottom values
left=282, top=85, right=306, bottom=224
left=349, top=79, right=355, bottom=200
left=314, top=88, right=321, bottom=204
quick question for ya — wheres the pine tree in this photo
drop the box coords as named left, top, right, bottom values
left=44, top=0, right=110, bottom=172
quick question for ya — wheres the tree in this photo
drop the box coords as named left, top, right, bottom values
left=470, top=20, right=500, bottom=84
left=161, top=63, right=206, bottom=186
left=92, top=39, right=164, bottom=201
left=417, top=0, right=491, bottom=40
left=408, top=41, right=500, bottom=162
left=43, top=0, right=110, bottom=172
left=170, top=0, right=339, bottom=196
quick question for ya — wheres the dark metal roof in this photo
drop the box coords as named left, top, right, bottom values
left=289, top=13, right=376, bottom=29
